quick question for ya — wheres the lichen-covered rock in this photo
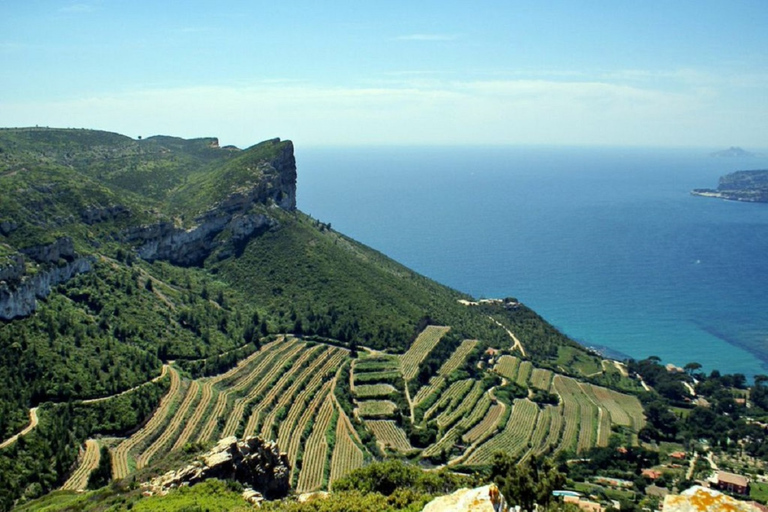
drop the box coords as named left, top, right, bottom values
left=142, top=436, right=291, bottom=499
left=422, top=484, right=508, bottom=512
left=662, top=486, right=761, bottom=512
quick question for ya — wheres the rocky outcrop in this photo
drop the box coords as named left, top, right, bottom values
left=0, top=255, right=25, bottom=284
left=21, top=237, right=76, bottom=263
left=123, top=212, right=276, bottom=266
left=422, top=484, right=508, bottom=512
left=0, top=256, right=93, bottom=320
left=142, top=436, right=290, bottom=500
left=123, top=141, right=294, bottom=266
left=80, top=204, right=130, bottom=225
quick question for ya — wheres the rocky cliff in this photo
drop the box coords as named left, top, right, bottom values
left=142, top=436, right=290, bottom=501
left=0, top=237, right=94, bottom=320
left=123, top=140, right=295, bottom=266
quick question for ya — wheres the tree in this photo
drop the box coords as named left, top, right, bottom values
left=684, top=362, right=702, bottom=376
left=87, top=446, right=112, bottom=489
left=491, top=453, right=565, bottom=511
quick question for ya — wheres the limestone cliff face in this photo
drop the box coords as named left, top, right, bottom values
left=123, top=140, right=295, bottom=266
left=0, top=253, right=93, bottom=320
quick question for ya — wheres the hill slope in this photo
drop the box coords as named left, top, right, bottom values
left=0, top=128, right=640, bottom=511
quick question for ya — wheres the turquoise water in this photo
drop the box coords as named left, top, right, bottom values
left=297, top=146, right=768, bottom=378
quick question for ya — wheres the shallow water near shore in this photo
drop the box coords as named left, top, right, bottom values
left=298, top=146, right=768, bottom=379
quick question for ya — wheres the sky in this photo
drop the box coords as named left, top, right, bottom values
left=1, top=1, right=767, bottom=148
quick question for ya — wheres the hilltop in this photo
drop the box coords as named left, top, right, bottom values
left=2, top=129, right=768, bottom=512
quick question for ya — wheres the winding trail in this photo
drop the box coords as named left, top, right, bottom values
left=81, top=364, right=169, bottom=404
left=0, top=407, right=38, bottom=450
left=0, top=365, right=170, bottom=450
left=489, top=317, right=527, bottom=357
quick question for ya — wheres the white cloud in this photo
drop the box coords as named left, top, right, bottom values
left=1, top=76, right=764, bottom=148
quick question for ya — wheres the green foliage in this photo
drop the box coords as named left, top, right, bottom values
left=491, top=453, right=565, bottom=512
left=87, top=446, right=112, bottom=489
left=130, top=479, right=251, bottom=512
left=0, top=128, right=654, bottom=509
left=333, top=459, right=470, bottom=497
left=262, top=489, right=431, bottom=512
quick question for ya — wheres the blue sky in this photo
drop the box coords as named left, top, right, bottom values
left=1, top=1, right=766, bottom=148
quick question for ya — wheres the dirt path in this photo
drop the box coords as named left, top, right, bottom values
left=0, top=407, right=38, bottom=450
left=489, top=317, right=527, bottom=357
left=61, top=439, right=100, bottom=491
left=1, top=364, right=169, bottom=450
left=82, top=365, right=169, bottom=404
left=404, top=378, right=415, bottom=424
left=686, top=452, right=699, bottom=481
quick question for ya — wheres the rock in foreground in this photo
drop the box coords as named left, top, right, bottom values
left=142, top=436, right=290, bottom=500
left=662, top=486, right=761, bottom=512
left=422, top=484, right=508, bottom=512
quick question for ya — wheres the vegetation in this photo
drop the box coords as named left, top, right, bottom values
left=9, top=128, right=754, bottom=512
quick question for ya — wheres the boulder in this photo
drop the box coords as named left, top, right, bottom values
left=142, top=436, right=290, bottom=499
left=422, top=484, right=508, bottom=512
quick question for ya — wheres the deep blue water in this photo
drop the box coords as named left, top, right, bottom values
left=296, top=146, right=768, bottom=379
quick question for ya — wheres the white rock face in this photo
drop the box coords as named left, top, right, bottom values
left=422, top=484, right=508, bottom=512
left=0, top=256, right=93, bottom=320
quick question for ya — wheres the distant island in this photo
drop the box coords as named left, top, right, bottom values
left=709, top=146, right=756, bottom=158
left=692, top=169, right=768, bottom=202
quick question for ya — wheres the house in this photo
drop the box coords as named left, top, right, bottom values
left=669, top=451, right=686, bottom=460
left=564, top=495, right=603, bottom=512
left=642, top=469, right=662, bottom=480
left=713, top=471, right=750, bottom=495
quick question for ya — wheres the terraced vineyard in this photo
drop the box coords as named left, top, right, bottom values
left=399, top=325, right=450, bottom=381
left=358, top=400, right=397, bottom=418
left=465, top=398, right=540, bottom=464
left=494, top=355, right=521, bottom=381
left=136, top=380, right=201, bottom=469
left=412, top=339, right=478, bottom=406
left=296, top=395, right=335, bottom=493
left=329, top=414, right=365, bottom=488
left=111, top=367, right=182, bottom=479
left=355, top=384, right=397, bottom=398
left=61, top=439, right=100, bottom=491
left=530, top=368, right=553, bottom=390
left=99, top=332, right=646, bottom=488
left=367, top=420, right=413, bottom=453
left=105, top=338, right=360, bottom=490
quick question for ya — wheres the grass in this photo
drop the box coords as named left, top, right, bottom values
left=751, top=482, right=768, bottom=504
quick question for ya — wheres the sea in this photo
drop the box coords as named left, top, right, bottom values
left=296, top=146, right=768, bottom=380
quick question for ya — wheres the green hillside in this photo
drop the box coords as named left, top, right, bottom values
left=0, top=128, right=640, bottom=511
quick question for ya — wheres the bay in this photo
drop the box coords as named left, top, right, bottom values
left=296, top=146, right=768, bottom=378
